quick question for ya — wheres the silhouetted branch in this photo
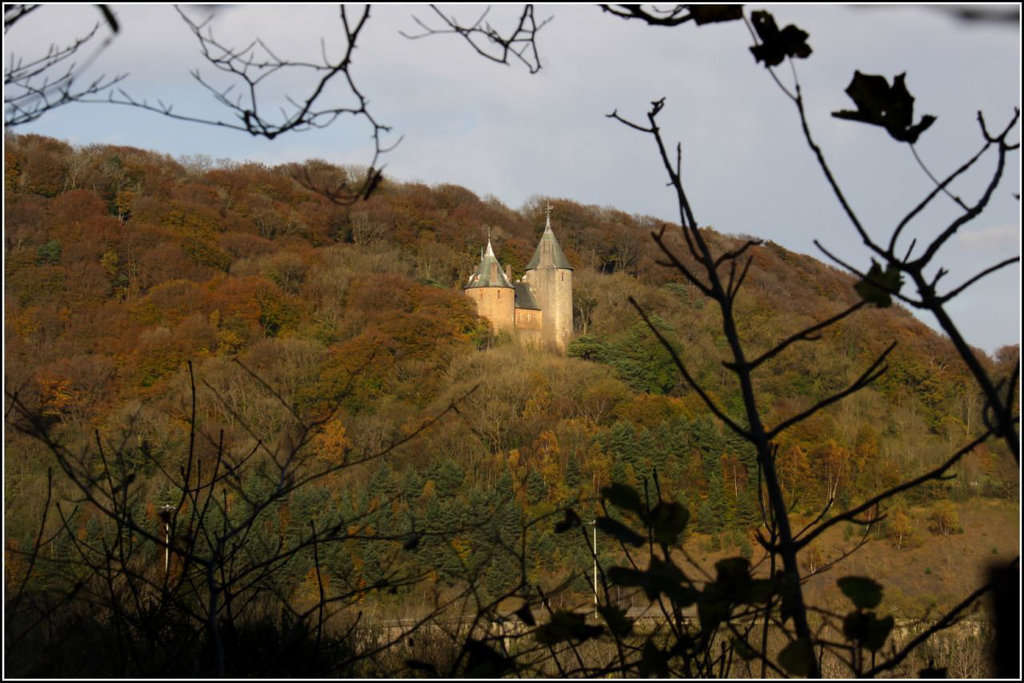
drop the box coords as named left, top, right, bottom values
left=737, top=301, right=867, bottom=372
left=599, top=4, right=744, bottom=28
left=938, top=256, right=1020, bottom=303
left=650, top=226, right=713, bottom=296
left=715, top=238, right=761, bottom=269
left=6, top=5, right=396, bottom=204
left=766, top=342, right=894, bottom=441
left=864, top=573, right=1002, bottom=677
left=618, top=96, right=826, bottom=677
left=895, top=143, right=990, bottom=250
left=788, top=54, right=1020, bottom=461
left=4, top=3, right=40, bottom=30
left=629, top=296, right=746, bottom=437
left=799, top=511, right=876, bottom=578
left=913, top=110, right=1020, bottom=269
left=795, top=429, right=993, bottom=551
left=402, top=5, right=551, bottom=74
left=4, top=4, right=126, bottom=126
left=793, top=86, right=872, bottom=247
left=126, top=6, right=388, bottom=141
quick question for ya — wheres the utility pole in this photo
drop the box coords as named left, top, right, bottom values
left=588, top=519, right=598, bottom=619
left=157, top=504, right=175, bottom=578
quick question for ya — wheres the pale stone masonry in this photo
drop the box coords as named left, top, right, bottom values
left=465, top=207, right=574, bottom=353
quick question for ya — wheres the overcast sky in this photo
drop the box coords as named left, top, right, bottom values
left=5, top=4, right=1020, bottom=355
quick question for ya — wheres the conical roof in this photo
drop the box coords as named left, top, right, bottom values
left=525, top=212, right=572, bottom=271
left=465, top=238, right=514, bottom=289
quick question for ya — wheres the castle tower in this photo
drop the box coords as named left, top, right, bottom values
left=464, top=237, right=516, bottom=335
left=522, top=206, right=574, bottom=352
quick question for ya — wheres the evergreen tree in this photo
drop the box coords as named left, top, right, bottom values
left=565, top=455, right=582, bottom=492
left=430, top=460, right=465, bottom=499
left=697, top=464, right=727, bottom=534
left=525, top=468, right=547, bottom=505
left=609, top=319, right=680, bottom=394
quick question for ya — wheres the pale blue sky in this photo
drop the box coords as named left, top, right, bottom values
left=5, top=4, right=1020, bottom=354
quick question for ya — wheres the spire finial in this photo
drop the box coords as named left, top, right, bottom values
left=545, top=202, right=552, bottom=230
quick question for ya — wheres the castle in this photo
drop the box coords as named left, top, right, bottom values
left=465, top=206, right=573, bottom=352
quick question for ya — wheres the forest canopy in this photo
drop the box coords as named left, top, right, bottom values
left=4, top=131, right=1018, bottom=677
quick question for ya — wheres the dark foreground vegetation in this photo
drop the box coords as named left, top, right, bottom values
left=5, top=4, right=1019, bottom=679
left=4, top=127, right=1018, bottom=677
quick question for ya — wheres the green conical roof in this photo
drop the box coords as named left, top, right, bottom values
left=525, top=212, right=572, bottom=271
left=465, top=239, right=514, bottom=289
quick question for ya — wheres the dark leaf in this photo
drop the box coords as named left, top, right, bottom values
left=844, top=611, right=895, bottom=652
left=837, top=575, right=884, bottom=609
left=745, top=577, right=776, bottom=605
left=639, top=639, right=671, bottom=678
left=649, top=557, right=699, bottom=606
left=714, top=557, right=751, bottom=592
left=600, top=482, right=646, bottom=516
left=688, top=5, right=744, bottom=25
left=608, top=562, right=697, bottom=605
left=462, top=638, right=515, bottom=678
left=697, top=584, right=731, bottom=632
left=749, top=10, right=811, bottom=67
left=608, top=565, right=658, bottom=601
left=534, top=611, right=604, bottom=646
left=865, top=613, right=894, bottom=653
left=778, top=637, right=815, bottom=677
left=713, top=557, right=778, bottom=606
left=854, top=261, right=903, bottom=308
left=843, top=609, right=871, bottom=645
left=598, top=604, right=634, bottom=637
left=554, top=507, right=582, bottom=534
left=649, top=501, right=689, bottom=545
left=832, top=71, right=936, bottom=143
left=596, top=515, right=645, bottom=547
left=515, top=604, right=536, bottom=627
left=404, top=659, right=438, bottom=677
left=608, top=565, right=649, bottom=589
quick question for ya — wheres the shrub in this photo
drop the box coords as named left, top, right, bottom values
left=928, top=501, right=962, bottom=536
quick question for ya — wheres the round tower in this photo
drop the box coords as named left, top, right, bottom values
left=523, top=206, right=573, bottom=352
left=464, top=238, right=516, bottom=335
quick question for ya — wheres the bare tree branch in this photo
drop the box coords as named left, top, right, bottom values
left=795, top=429, right=993, bottom=551
left=401, top=5, right=551, bottom=74
left=4, top=5, right=126, bottom=126
left=5, top=5, right=397, bottom=204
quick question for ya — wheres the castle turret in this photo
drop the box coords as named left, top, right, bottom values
left=522, top=207, right=574, bottom=352
left=464, top=237, right=516, bottom=335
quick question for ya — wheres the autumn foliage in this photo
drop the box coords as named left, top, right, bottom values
left=4, top=133, right=1017, bottom=675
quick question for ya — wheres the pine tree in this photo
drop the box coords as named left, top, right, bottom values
left=525, top=468, right=547, bottom=505
left=565, top=455, right=582, bottom=492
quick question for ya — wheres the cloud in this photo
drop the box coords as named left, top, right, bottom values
left=955, top=223, right=1021, bottom=253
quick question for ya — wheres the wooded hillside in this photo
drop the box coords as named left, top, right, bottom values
left=4, top=132, right=1017, bottom=676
